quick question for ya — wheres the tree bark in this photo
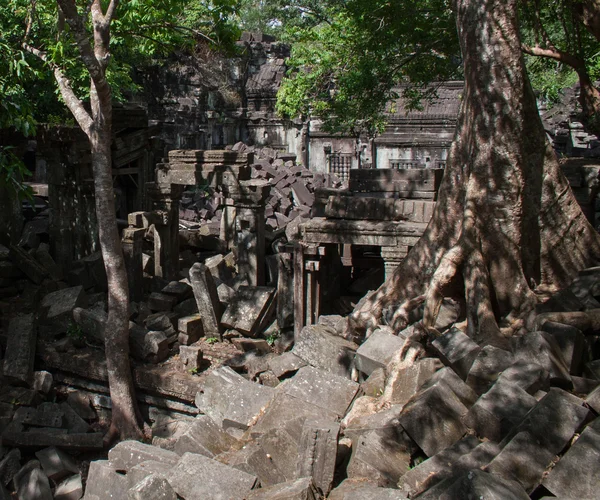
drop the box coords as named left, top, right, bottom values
left=348, top=0, right=600, bottom=343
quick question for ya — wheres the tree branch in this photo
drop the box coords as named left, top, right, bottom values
left=521, top=43, right=585, bottom=72
left=22, top=43, right=94, bottom=136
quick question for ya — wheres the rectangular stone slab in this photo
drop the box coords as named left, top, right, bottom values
left=3, top=314, right=36, bottom=385
left=220, top=286, right=276, bottom=336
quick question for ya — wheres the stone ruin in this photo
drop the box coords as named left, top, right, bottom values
left=2, top=138, right=600, bottom=499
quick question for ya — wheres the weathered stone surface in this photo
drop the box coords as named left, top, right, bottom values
left=41, top=286, right=86, bottom=333
left=496, top=360, right=549, bottom=394
left=3, top=313, right=36, bottom=384
left=431, top=328, right=481, bottom=379
left=83, top=460, right=127, bottom=500
left=437, top=470, right=529, bottom=500
left=463, top=381, right=537, bottom=442
left=3, top=432, right=104, bottom=450
left=189, top=262, right=222, bottom=338
left=32, top=371, right=53, bottom=394
left=361, top=368, right=386, bottom=398
left=542, top=321, right=586, bottom=375
left=177, top=314, right=204, bottom=345
left=108, top=441, right=179, bottom=472
left=195, top=366, right=276, bottom=430
left=281, top=366, right=359, bottom=418
left=9, top=244, right=48, bottom=284
left=466, top=346, right=514, bottom=395
left=54, top=474, right=83, bottom=500
left=386, top=358, right=441, bottom=406
left=161, top=280, right=193, bottom=301
left=397, top=436, right=480, bottom=496
left=355, top=330, right=406, bottom=376
left=128, top=474, right=177, bottom=500
left=342, top=486, right=407, bottom=499
left=292, top=325, right=358, bottom=378
left=296, top=418, right=339, bottom=495
left=148, top=292, right=178, bottom=312
left=126, top=460, right=173, bottom=489
left=174, top=415, right=239, bottom=457
left=268, top=352, right=307, bottom=379
left=0, top=449, right=21, bottom=486
left=129, top=326, right=169, bottom=364
left=165, top=452, right=257, bottom=500
left=511, top=331, right=572, bottom=389
left=66, top=392, right=96, bottom=420
left=399, top=381, right=468, bottom=457
left=246, top=477, right=321, bottom=499
left=16, top=467, right=52, bottom=500
left=72, top=306, right=107, bottom=342
left=485, top=388, right=590, bottom=492
left=14, top=403, right=64, bottom=428
left=35, top=447, right=78, bottom=481
left=418, top=366, right=478, bottom=407
left=179, top=345, right=203, bottom=372
left=586, top=383, right=600, bottom=412
left=231, top=337, right=271, bottom=354
left=249, top=426, right=299, bottom=486
left=542, top=425, right=600, bottom=498
left=60, top=402, right=91, bottom=434
left=221, top=286, right=276, bottom=336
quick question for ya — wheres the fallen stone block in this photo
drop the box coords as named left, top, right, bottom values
left=72, top=306, right=107, bottom=342
left=398, top=381, right=469, bottom=457
left=3, top=313, right=36, bottom=385
left=386, top=358, right=441, bottom=406
left=83, top=460, right=127, bottom=500
left=586, top=383, right=600, bottom=412
left=465, top=345, right=513, bottom=395
left=268, top=352, right=307, bottom=379
left=431, top=328, right=481, bottom=379
left=129, top=325, right=169, bottom=364
left=231, top=337, right=271, bottom=354
left=292, top=325, right=358, bottom=378
left=418, top=366, right=478, bottom=407
left=40, top=286, right=86, bottom=334
left=128, top=474, right=177, bottom=500
left=249, top=426, right=299, bottom=486
left=14, top=403, right=64, bottom=428
left=361, top=368, right=386, bottom=398
left=161, top=280, right=193, bottom=301
left=296, top=418, right=339, bottom=495
left=485, top=388, right=590, bottom=492
left=542, top=321, right=586, bottom=375
left=9, top=244, right=48, bottom=284
left=511, top=331, right=572, bottom=389
left=572, top=375, right=600, bottom=394
left=173, top=415, right=239, bottom=457
left=246, top=477, right=321, bottom=499
left=282, top=366, right=359, bottom=418
left=108, top=441, right=179, bottom=473
left=355, top=329, right=407, bottom=376
left=0, top=449, right=21, bottom=487
left=179, top=345, right=203, bottom=372
left=397, top=435, right=480, bottom=497
left=342, top=486, right=407, bottom=499
left=189, top=263, right=222, bottom=339
left=165, top=452, right=257, bottom=500
left=35, top=447, right=78, bottom=481
left=462, top=380, right=537, bottom=442
left=542, top=425, right=600, bottom=499
left=496, top=360, right=549, bottom=394
left=436, top=470, right=529, bottom=500
left=66, top=392, right=96, bottom=421
left=16, top=467, right=52, bottom=500
left=195, top=366, right=276, bottom=430
left=126, top=460, right=173, bottom=489
left=148, top=292, right=178, bottom=312
left=54, top=474, right=83, bottom=500
left=177, top=314, right=204, bottom=345
left=221, top=286, right=276, bottom=337
left=2, top=432, right=104, bottom=450
left=32, top=371, right=53, bottom=395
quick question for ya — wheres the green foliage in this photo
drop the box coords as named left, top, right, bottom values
left=205, top=336, right=219, bottom=344
left=67, top=322, right=84, bottom=341
left=265, top=332, right=279, bottom=346
left=275, top=0, right=460, bottom=135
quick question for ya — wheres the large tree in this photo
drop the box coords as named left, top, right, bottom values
left=347, top=0, right=600, bottom=343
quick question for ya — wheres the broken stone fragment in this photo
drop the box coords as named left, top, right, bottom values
left=465, top=345, right=514, bottom=395
left=221, top=286, right=277, bottom=337
left=3, top=313, right=37, bottom=385
left=245, top=477, right=321, bottom=499
left=83, top=460, right=127, bottom=500
left=177, top=314, right=204, bottom=345
left=54, top=474, right=83, bottom=500
left=431, top=328, right=481, bottom=380
left=127, top=474, right=177, bottom=500
left=108, top=441, right=179, bottom=473
left=35, top=446, right=79, bottom=482
left=16, top=467, right=52, bottom=500
left=148, top=292, right=178, bottom=312
left=385, top=358, right=441, bottom=406
left=178, top=345, right=203, bottom=372
left=40, top=286, right=87, bottom=334
left=32, top=371, right=53, bottom=395
left=129, top=324, right=169, bottom=364
left=355, top=329, right=407, bottom=377
left=72, top=306, right=107, bottom=342
left=267, top=352, right=307, bottom=379
left=173, top=415, right=239, bottom=458
left=189, top=262, right=222, bottom=339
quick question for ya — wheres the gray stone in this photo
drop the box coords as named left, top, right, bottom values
left=144, top=313, right=175, bottom=331
left=205, top=253, right=235, bottom=283
left=231, top=337, right=271, bottom=354
left=217, top=282, right=236, bottom=305
left=462, top=380, right=537, bottom=442
left=586, top=383, right=600, bottom=412
left=13, top=459, right=40, bottom=491
left=35, top=447, right=78, bottom=481
left=221, top=286, right=276, bottom=337
left=496, top=360, right=549, bottom=394
left=397, top=436, right=480, bottom=497
left=40, top=286, right=86, bottom=333
left=60, top=402, right=91, bottom=433
left=485, top=388, right=590, bottom=492
left=148, top=292, right=178, bottom=312
left=9, top=244, right=48, bottom=284
left=292, top=325, right=358, bottom=378
left=16, top=467, right=52, bottom=500
left=83, top=460, right=127, bottom=500
left=355, top=330, right=407, bottom=376
left=268, top=352, right=308, bottom=379
left=419, top=366, right=478, bottom=407
left=66, top=392, right=96, bottom=420
left=15, top=403, right=64, bottom=428
left=179, top=345, right=203, bottom=372
left=465, top=346, right=514, bottom=395
left=343, top=486, right=407, bottom=499
left=174, top=297, right=198, bottom=317
left=72, top=307, right=107, bottom=342
left=129, top=325, right=169, bottom=363
left=431, top=328, right=481, bottom=379
left=572, top=375, right=600, bottom=394
left=399, top=381, right=469, bottom=457
left=542, top=426, right=600, bottom=499
left=437, top=470, right=529, bottom=500
left=195, top=366, right=276, bottom=430
left=161, top=280, right=193, bottom=301
left=126, top=460, right=173, bottom=489
left=0, top=449, right=21, bottom=486
left=165, top=452, right=257, bottom=500
left=173, top=415, right=239, bottom=457
left=32, top=371, right=53, bottom=394
left=3, top=313, right=36, bottom=385
left=296, top=418, right=339, bottom=495
left=386, top=358, right=441, bottom=406
left=108, top=441, right=179, bottom=473
left=249, top=426, right=299, bottom=486
left=189, top=263, right=222, bottom=339
left=54, top=474, right=83, bottom=500
left=128, top=474, right=177, bottom=500
left=2, top=431, right=104, bottom=450
left=361, top=368, right=386, bottom=398
left=511, top=331, right=572, bottom=389
left=282, top=366, right=360, bottom=418
left=542, top=321, right=586, bottom=375
left=177, top=314, right=204, bottom=345
left=246, top=477, right=321, bottom=499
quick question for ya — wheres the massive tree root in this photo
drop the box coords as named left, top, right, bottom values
left=347, top=0, right=600, bottom=345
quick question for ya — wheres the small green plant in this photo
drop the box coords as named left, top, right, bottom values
left=205, top=336, right=219, bottom=344
left=266, top=332, right=279, bottom=346
left=66, top=322, right=84, bottom=341
left=188, top=367, right=199, bottom=375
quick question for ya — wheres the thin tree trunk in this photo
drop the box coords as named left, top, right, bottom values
left=348, top=0, right=600, bottom=342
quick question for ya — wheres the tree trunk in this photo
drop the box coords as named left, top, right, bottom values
left=577, top=69, right=600, bottom=132
left=348, top=0, right=600, bottom=342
